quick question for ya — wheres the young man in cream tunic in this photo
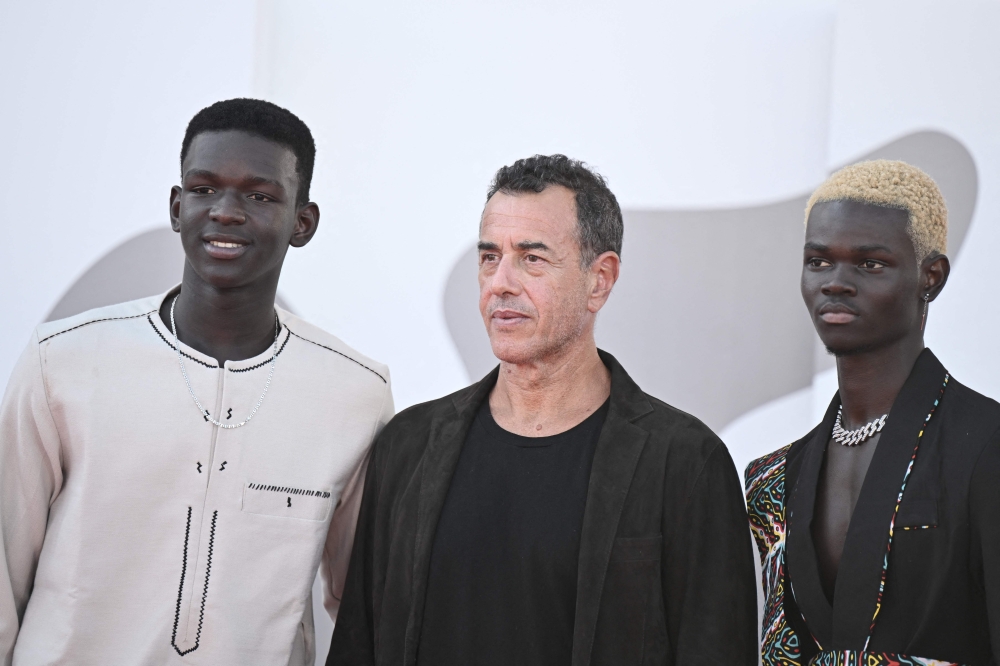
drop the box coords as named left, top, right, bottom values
left=0, top=99, right=393, bottom=665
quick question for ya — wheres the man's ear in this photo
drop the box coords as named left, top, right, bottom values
left=587, top=251, right=621, bottom=314
left=923, top=253, right=951, bottom=301
left=169, top=185, right=182, bottom=232
left=289, top=202, right=321, bottom=248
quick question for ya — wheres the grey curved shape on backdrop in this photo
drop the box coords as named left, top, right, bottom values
left=443, top=130, right=978, bottom=432
left=45, top=226, right=293, bottom=322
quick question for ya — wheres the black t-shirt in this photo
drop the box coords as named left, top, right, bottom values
left=416, top=398, right=609, bottom=666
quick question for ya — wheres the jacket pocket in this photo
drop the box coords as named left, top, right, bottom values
left=896, top=497, right=938, bottom=529
left=610, top=535, right=663, bottom=562
left=593, top=535, right=666, bottom=666
left=242, top=482, right=333, bottom=521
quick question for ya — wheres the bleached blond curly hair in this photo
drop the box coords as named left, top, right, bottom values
left=805, top=159, right=948, bottom=261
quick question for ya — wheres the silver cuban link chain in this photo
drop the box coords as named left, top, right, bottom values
left=170, top=295, right=279, bottom=429
left=832, top=405, right=887, bottom=447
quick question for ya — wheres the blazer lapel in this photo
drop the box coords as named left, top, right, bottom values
left=401, top=368, right=498, bottom=666
left=832, top=348, right=947, bottom=646
left=785, top=394, right=840, bottom=650
left=572, top=351, right=652, bottom=666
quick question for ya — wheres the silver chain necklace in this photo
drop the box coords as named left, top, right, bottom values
left=170, top=295, right=279, bottom=429
left=832, top=405, right=887, bottom=447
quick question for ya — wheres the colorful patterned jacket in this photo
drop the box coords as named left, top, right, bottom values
left=745, top=350, right=1000, bottom=666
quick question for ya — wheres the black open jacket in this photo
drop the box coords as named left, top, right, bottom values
left=784, top=349, right=1000, bottom=664
left=327, top=350, right=758, bottom=666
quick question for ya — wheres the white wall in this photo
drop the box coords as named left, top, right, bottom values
left=259, top=0, right=836, bottom=410
left=722, top=0, right=1000, bottom=479
left=0, top=1, right=256, bottom=384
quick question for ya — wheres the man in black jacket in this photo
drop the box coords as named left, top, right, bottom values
left=747, top=160, right=1000, bottom=665
left=329, top=154, right=758, bottom=666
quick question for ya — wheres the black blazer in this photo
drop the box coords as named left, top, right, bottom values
left=783, top=349, right=1000, bottom=664
left=327, top=350, right=758, bottom=666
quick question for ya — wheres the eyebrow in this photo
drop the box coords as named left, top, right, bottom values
left=804, top=242, right=895, bottom=254
left=516, top=241, right=550, bottom=252
left=476, top=240, right=551, bottom=252
left=184, top=169, right=285, bottom=192
left=853, top=244, right=894, bottom=253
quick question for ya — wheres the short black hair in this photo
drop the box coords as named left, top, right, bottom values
left=487, top=154, right=623, bottom=266
left=181, top=98, right=316, bottom=205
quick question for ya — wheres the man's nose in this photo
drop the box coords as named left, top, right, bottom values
left=821, top=265, right=857, bottom=296
left=489, top=254, right=522, bottom=296
left=209, top=191, right=247, bottom=225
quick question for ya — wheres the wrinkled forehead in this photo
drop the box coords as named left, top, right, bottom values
left=806, top=199, right=912, bottom=248
left=479, top=188, right=578, bottom=244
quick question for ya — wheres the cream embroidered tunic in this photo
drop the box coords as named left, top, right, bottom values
left=0, top=290, right=393, bottom=665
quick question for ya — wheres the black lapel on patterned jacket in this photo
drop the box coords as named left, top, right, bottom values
left=786, top=393, right=840, bottom=649
left=831, top=348, right=947, bottom=646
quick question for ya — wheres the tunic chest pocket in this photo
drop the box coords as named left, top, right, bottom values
left=896, top=497, right=939, bottom=529
left=242, top=482, right=334, bottom=522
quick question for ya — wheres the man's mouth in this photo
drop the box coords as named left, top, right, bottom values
left=491, top=309, right=531, bottom=327
left=818, top=303, right=859, bottom=324
left=203, top=237, right=250, bottom=259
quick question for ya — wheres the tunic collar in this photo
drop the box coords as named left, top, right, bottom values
left=146, top=286, right=292, bottom=372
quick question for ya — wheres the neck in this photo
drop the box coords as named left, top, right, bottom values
left=160, top=263, right=280, bottom=366
left=835, top=333, right=925, bottom=428
left=489, top=333, right=611, bottom=437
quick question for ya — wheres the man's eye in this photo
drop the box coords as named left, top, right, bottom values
left=480, top=253, right=497, bottom=263
left=525, top=255, right=540, bottom=263
left=192, top=186, right=215, bottom=195
left=249, top=193, right=272, bottom=202
left=807, top=257, right=830, bottom=268
left=862, top=260, right=885, bottom=270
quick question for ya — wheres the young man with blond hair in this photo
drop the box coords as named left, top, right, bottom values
left=747, top=160, right=1000, bottom=664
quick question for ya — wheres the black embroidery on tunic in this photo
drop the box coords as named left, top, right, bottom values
left=247, top=482, right=332, bottom=499
left=226, top=408, right=233, bottom=420
left=285, top=327, right=387, bottom=383
left=147, top=315, right=218, bottom=369
left=219, top=461, right=227, bottom=471
left=228, top=324, right=290, bottom=373
left=196, top=462, right=202, bottom=473
left=171, top=507, right=193, bottom=653
left=38, top=310, right=154, bottom=344
left=171, top=508, right=219, bottom=656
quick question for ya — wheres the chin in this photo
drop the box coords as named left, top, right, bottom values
left=821, top=333, right=901, bottom=358
left=190, top=264, right=258, bottom=291
left=488, top=338, right=542, bottom=366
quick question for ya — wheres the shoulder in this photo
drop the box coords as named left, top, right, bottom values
left=278, top=309, right=389, bottom=388
left=35, top=295, right=161, bottom=348
left=28, top=297, right=163, bottom=390
left=942, top=374, right=1000, bottom=429
left=935, top=374, right=1000, bottom=476
left=638, top=394, right=723, bottom=454
left=745, top=421, right=820, bottom=492
left=633, top=394, right=740, bottom=486
left=380, top=383, right=479, bottom=442
left=371, top=382, right=484, bottom=470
